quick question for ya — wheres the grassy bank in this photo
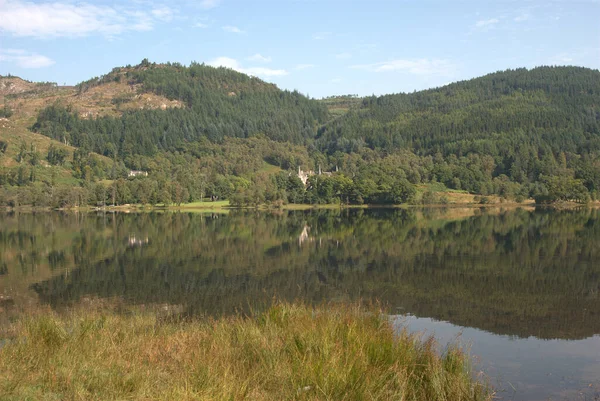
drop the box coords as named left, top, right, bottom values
left=0, top=303, right=491, bottom=401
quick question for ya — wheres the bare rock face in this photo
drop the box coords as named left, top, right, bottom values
left=0, top=77, right=58, bottom=98
left=80, top=110, right=97, bottom=119
left=0, top=78, right=34, bottom=95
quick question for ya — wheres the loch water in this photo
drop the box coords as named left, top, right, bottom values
left=1, top=208, right=599, bottom=400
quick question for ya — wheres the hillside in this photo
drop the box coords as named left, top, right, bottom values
left=317, top=66, right=600, bottom=155
left=318, top=94, right=363, bottom=120
left=316, top=66, right=600, bottom=200
left=1, top=63, right=599, bottom=207
left=0, top=76, right=117, bottom=190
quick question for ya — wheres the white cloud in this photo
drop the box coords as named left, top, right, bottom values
left=126, top=10, right=153, bottom=32
left=474, top=18, right=499, bottom=29
left=245, top=67, right=287, bottom=77
left=335, top=52, right=352, bottom=60
left=0, top=0, right=172, bottom=38
left=194, top=22, right=209, bottom=28
left=209, top=56, right=241, bottom=69
left=0, top=49, right=55, bottom=68
left=295, top=64, right=315, bottom=70
left=350, top=58, right=456, bottom=76
left=514, top=13, right=530, bottom=22
left=247, top=53, right=272, bottom=63
left=222, top=25, right=245, bottom=34
left=208, top=57, right=288, bottom=78
left=151, top=6, right=174, bottom=22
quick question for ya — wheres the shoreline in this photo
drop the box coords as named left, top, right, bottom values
left=2, top=200, right=598, bottom=213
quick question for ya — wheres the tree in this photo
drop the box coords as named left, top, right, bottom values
left=157, top=182, right=172, bottom=206
left=171, top=182, right=189, bottom=206
left=94, top=183, right=107, bottom=206
left=535, top=175, right=590, bottom=204
left=390, top=178, right=416, bottom=204
left=286, top=174, right=305, bottom=204
left=47, top=144, right=68, bottom=166
left=114, top=178, right=132, bottom=205
left=29, top=143, right=41, bottom=166
left=137, top=179, right=156, bottom=206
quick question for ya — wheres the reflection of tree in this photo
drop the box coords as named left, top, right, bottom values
left=4, top=208, right=599, bottom=340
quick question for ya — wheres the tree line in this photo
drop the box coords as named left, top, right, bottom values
left=2, top=63, right=600, bottom=206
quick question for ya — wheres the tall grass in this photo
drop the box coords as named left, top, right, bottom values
left=0, top=303, right=491, bottom=400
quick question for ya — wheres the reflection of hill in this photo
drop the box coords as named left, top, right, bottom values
left=20, top=209, right=600, bottom=340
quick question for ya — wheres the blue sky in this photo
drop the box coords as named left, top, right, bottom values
left=0, top=0, right=598, bottom=98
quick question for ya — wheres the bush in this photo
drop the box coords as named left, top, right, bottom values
left=0, top=105, right=12, bottom=118
left=421, top=190, right=436, bottom=205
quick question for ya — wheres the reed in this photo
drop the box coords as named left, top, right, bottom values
left=0, top=303, right=491, bottom=400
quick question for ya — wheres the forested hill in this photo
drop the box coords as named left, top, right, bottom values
left=2, top=63, right=600, bottom=207
left=317, top=66, right=600, bottom=156
left=32, top=60, right=328, bottom=160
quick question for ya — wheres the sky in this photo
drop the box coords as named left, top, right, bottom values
left=0, top=0, right=598, bottom=98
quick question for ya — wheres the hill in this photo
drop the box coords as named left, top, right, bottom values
left=316, top=66, right=600, bottom=201
left=0, top=61, right=324, bottom=207
left=317, top=66, right=600, bottom=155
left=1, top=63, right=599, bottom=207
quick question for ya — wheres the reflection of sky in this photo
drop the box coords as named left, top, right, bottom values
left=393, top=315, right=600, bottom=401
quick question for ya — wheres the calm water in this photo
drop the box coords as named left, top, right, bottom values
left=1, top=208, right=599, bottom=400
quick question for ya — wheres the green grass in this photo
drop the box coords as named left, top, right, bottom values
left=416, top=182, right=449, bottom=194
left=0, top=303, right=491, bottom=401
left=179, top=199, right=230, bottom=208
left=257, top=161, right=283, bottom=175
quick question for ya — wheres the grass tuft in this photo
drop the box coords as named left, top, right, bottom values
left=0, top=303, right=491, bottom=400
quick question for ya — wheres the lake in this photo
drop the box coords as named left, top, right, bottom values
left=1, top=207, right=599, bottom=400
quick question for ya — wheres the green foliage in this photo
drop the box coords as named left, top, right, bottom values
left=39, top=61, right=328, bottom=161
left=535, top=175, right=590, bottom=203
left=476, top=196, right=491, bottom=204
left=47, top=144, right=68, bottom=166
left=390, top=178, right=416, bottom=204
left=14, top=141, right=41, bottom=167
left=316, top=66, right=600, bottom=201
left=16, top=64, right=600, bottom=205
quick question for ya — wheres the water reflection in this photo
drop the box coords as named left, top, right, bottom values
left=397, top=315, right=600, bottom=401
left=4, top=208, right=596, bottom=339
left=2, top=208, right=600, bottom=400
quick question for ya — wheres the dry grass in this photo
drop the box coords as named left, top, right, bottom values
left=0, top=303, right=491, bottom=401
